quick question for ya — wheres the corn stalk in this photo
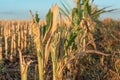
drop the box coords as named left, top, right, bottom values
left=30, top=5, right=59, bottom=79
left=0, top=36, right=2, bottom=61
left=30, top=10, right=44, bottom=80
left=45, top=5, right=59, bottom=80
left=0, top=26, right=3, bottom=61
left=18, top=48, right=33, bottom=80
left=29, top=4, right=59, bottom=80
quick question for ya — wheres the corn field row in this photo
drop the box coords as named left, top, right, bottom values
left=0, top=20, right=44, bottom=60
left=0, top=0, right=120, bottom=80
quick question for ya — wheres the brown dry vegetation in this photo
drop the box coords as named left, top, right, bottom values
left=0, top=0, right=120, bottom=80
left=0, top=18, right=119, bottom=80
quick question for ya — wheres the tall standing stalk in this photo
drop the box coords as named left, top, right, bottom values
left=30, top=10, right=44, bottom=80
left=48, top=5, right=60, bottom=80
left=29, top=4, right=59, bottom=80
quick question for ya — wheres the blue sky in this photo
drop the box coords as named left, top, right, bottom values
left=0, top=0, right=120, bottom=20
